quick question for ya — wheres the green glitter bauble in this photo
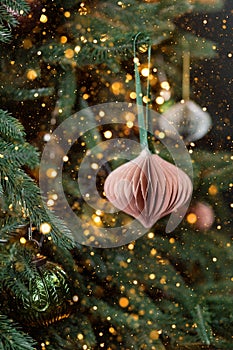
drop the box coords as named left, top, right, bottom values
left=9, top=255, right=72, bottom=327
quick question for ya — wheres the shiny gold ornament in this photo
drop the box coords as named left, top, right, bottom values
left=7, top=255, right=72, bottom=327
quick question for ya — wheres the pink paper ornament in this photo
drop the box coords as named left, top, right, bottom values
left=104, top=149, right=193, bottom=228
left=188, top=202, right=215, bottom=230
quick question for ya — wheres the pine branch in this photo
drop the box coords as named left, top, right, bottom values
left=0, top=24, right=11, bottom=42
left=0, top=109, right=25, bottom=142
left=4, top=87, right=55, bottom=101
left=0, top=314, right=36, bottom=350
left=0, top=0, right=30, bottom=43
left=0, top=140, right=39, bottom=169
left=0, top=0, right=30, bottom=14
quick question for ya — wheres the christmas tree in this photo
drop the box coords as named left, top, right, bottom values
left=0, top=1, right=232, bottom=349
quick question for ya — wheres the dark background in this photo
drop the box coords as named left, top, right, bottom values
left=187, top=0, right=232, bottom=150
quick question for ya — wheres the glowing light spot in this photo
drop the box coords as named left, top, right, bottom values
left=60, top=36, right=68, bottom=44
left=83, top=93, right=89, bottom=100
left=130, top=91, right=137, bottom=99
left=23, top=38, right=32, bottom=49
left=64, top=11, right=71, bottom=18
left=119, top=297, right=129, bottom=308
left=43, top=133, right=51, bottom=142
left=186, top=213, right=197, bottom=224
left=91, top=163, right=98, bottom=170
left=150, top=330, right=159, bottom=340
left=143, top=95, right=150, bottom=103
left=156, top=96, right=164, bottom=105
left=77, top=333, right=83, bottom=340
left=208, top=185, right=218, bottom=195
left=47, top=199, right=54, bottom=207
left=99, top=110, right=105, bottom=117
left=141, top=67, right=149, bottom=77
left=40, top=222, right=51, bottom=234
left=111, top=81, right=124, bottom=95
left=158, top=131, right=165, bottom=139
left=64, top=48, right=74, bottom=59
left=74, top=45, right=81, bottom=54
left=126, top=121, right=133, bottom=128
left=128, top=243, right=134, bottom=250
left=148, top=232, right=154, bottom=239
left=40, top=14, right=48, bottom=23
left=93, top=215, right=101, bottom=224
left=160, top=81, right=170, bottom=90
left=63, top=155, right=69, bottom=162
left=20, top=237, right=27, bottom=244
left=46, top=168, right=57, bottom=178
left=149, top=273, right=156, bottom=280
left=109, top=327, right=116, bottom=334
left=27, top=69, right=38, bottom=80
left=103, top=130, right=112, bottom=139
left=150, top=248, right=157, bottom=256
left=160, top=277, right=166, bottom=284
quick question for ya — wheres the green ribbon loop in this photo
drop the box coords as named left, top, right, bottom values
left=133, top=33, right=151, bottom=149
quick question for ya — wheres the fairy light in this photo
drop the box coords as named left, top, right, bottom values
left=150, top=248, right=157, bottom=256
left=150, top=330, right=159, bottom=340
left=141, top=67, right=149, bottom=77
left=64, top=48, right=74, bottom=59
left=40, top=14, right=48, bottom=23
left=27, top=69, right=38, bottom=80
left=208, top=185, right=218, bottom=195
left=64, top=11, right=70, bottom=18
left=20, top=237, right=27, bottom=244
left=128, top=243, right=134, bottom=250
left=155, top=96, right=164, bottom=105
left=160, top=81, right=170, bottom=90
left=119, top=297, right=129, bottom=308
left=91, top=163, right=98, bottom=170
left=103, top=130, right=112, bottom=139
left=148, top=232, right=154, bottom=239
left=149, top=273, right=156, bottom=280
left=130, top=91, right=137, bottom=99
left=186, top=213, right=197, bottom=224
left=47, top=199, right=54, bottom=207
left=126, top=121, right=133, bottom=128
left=46, top=168, right=57, bottom=178
left=40, top=222, right=51, bottom=234
left=60, top=36, right=68, bottom=44
left=74, top=45, right=81, bottom=54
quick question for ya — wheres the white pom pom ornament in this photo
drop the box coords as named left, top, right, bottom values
left=159, top=100, right=212, bottom=143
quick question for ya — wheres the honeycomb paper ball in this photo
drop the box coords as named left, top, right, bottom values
left=104, top=149, right=193, bottom=228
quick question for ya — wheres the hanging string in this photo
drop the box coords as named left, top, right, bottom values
left=28, top=219, right=43, bottom=248
left=182, top=38, right=190, bottom=101
left=133, top=33, right=149, bottom=149
left=145, top=43, right=151, bottom=130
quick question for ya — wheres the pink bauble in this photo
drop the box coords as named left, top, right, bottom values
left=104, top=149, right=193, bottom=228
left=189, top=202, right=215, bottom=230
